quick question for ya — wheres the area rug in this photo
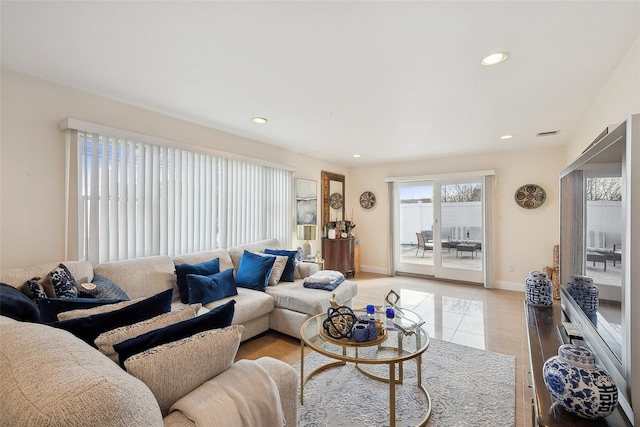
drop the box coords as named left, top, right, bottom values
left=294, top=338, right=515, bottom=427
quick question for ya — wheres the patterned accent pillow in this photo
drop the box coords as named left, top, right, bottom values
left=50, top=264, right=78, bottom=298
left=94, top=304, right=201, bottom=364
left=78, top=275, right=130, bottom=300
left=124, top=325, right=243, bottom=416
left=26, top=277, right=47, bottom=304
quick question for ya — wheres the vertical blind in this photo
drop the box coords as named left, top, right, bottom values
left=74, top=130, right=293, bottom=264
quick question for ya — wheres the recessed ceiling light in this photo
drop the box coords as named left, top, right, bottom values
left=252, top=117, right=268, bottom=124
left=481, top=52, right=509, bottom=66
left=500, top=134, right=514, bottom=140
left=353, top=154, right=361, bottom=158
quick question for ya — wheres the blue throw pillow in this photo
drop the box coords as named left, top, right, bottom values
left=38, top=297, right=127, bottom=323
left=175, top=258, right=220, bottom=304
left=52, top=289, right=173, bottom=347
left=77, top=275, right=130, bottom=300
left=0, top=283, right=40, bottom=323
left=264, top=249, right=297, bottom=282
left=235, top=250, right=276, bottom=291
left=186, top=268, right=238, bottom=305
left=114, top=299, right=235, bottom=367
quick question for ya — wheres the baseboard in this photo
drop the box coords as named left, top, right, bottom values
left=359, top=265, right=388, bottom=275
left=493, top=280, right=525, bottom=292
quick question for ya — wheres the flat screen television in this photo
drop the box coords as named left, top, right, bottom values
left=559, top=113, right=639, bottom=424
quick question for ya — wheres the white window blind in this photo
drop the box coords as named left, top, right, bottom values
left=70, top=128, right=293, bottom=264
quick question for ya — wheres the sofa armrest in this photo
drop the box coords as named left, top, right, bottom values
left=295, top=262, right=318, bottom=279
left=255, top=357, right=297, bottom=427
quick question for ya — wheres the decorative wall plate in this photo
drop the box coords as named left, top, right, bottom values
left=329, top=192, right=343, bottom=209
left=359, top=191, right=376, bottom=209
left=515, top=184, right=546, bottom=209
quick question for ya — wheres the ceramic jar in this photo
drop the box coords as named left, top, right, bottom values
left=566, top=275, right=599, bottom=314
left=352, top=324, right=369, bottom=342
left=543, top=344, right=618, bottom=419
left=525, top=271, right=553, bottom=306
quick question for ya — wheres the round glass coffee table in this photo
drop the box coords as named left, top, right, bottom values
left=299, top=309, right=431, bottom=427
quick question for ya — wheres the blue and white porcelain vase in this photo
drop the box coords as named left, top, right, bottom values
left=525, top=271, right=553, bottom=306
left=566, top=275, right=599, bottom=314
left=543, top=344, right=618, bottom=419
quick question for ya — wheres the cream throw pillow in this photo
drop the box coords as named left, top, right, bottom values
left=56, top=296, right=146, bottom=321
left=94, top=304, right=201, bottom=364
left=256, top=252, right=288, bottom=285
left=124, top=324, right=244, bottom=416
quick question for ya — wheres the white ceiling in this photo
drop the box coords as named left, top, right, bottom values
left=2, top=1, right=638, bottom=166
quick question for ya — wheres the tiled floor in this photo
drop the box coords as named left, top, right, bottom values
left=236, top=272, right=533, bottom=427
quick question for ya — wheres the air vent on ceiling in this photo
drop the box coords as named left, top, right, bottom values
left=536, top=130, right=560, bottom=137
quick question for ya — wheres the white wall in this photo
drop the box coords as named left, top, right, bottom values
left=566, top=36, right=640, bottom=161
left=0, top=69, right=347, bottom=268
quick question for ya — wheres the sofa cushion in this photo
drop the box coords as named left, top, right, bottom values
left=124, top=324, right=243, bottom=416
left=50, top=263, right=80, bottom=298
left=52, top=289, right=173, bottom=346
left=93, top=256, right=176, bottom=301
left=235, top=250, right=275, bottom=291
left=264, top=249, right=297, bottom=282
left=38, top=296, right=126, bottom=323
left=204, top=287, right=274, bottom=325
left=78, top=275, right=130, bottom=300
left=226, top=239, right=281, bottom=268
left=114, top=299, right=235, bottom=367
left=95, top=304, right=200, bottom=364
left=265, top=279, right=358, bottom=316
left=0, top=320, right=163, bottom=426
left=174, top=249, right=235, bottom=273
left=187, top=268, right=237, bottom=305
left=0, top=261, right=93, bottom=294
left=174, top=258, right=220, bottom=304
left=0, top=283, right=40, bottom=322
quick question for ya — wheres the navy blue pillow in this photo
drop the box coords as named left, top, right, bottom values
left=38, top=297, right=127, bottom=323
left=235, top=250, right=276, bottom=291
left=52, top=289, right=173, bottom=347
left=0, top=283, right=40, bottom=322
left=264, top=249, right=297, bottom=282
left=114, top=299, right=235, bottom=367
left=187, top=268, right=238, bottom=305
left=175, top=258, right=220, bottom=304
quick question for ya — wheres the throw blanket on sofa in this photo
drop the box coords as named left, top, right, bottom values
left=303, top=270, right=345, bottom=291
left=169, top=360, right=284, bottom=427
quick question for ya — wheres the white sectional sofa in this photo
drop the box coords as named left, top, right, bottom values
left=1, top=238, right=358, bottom=341
left=0, top=238, right=359, bottom=426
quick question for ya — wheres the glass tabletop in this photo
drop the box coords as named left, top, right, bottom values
left=301, top=309, right=430, bottom=364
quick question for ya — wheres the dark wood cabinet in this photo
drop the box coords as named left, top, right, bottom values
left=322, top=237, right=355, bottom=276
left=526, top=302, right=631, bottom=426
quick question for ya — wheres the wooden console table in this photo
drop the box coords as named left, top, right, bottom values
left=525, top=301, right=631, bottom=426
left=322, top=237, right=355, bottom=276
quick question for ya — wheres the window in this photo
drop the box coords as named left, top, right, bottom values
left=65, top=121, right=293, bottom=264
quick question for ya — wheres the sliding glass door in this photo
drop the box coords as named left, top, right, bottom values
left=393, top=176, right=487, bottom=284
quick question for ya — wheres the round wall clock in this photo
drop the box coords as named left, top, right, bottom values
left=359, top=191, right=376, bottom=209
left=515, top=184, right=546, bottom=209
left=329, top=192, right=343, bottom=209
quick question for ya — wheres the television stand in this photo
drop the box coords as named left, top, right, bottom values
left=525, top=301, right=631, bottom=426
